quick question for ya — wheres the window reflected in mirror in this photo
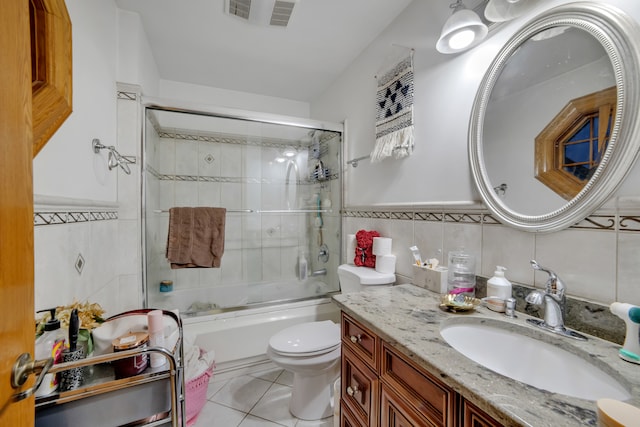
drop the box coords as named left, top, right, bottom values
left=535, top=86, right=616, bottom=200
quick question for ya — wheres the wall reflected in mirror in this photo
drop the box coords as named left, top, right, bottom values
left=483, top=26, right=615, bottom=216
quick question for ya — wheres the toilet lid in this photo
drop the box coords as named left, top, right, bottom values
left=338, top=264, right=395, bottom=285
left=269, top=320, right=340, bottom=354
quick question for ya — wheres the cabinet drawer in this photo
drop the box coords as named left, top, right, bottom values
left=461, top=399, right=503, bottom=427
left=341, top=346, right=379, bottom=427
left=342, top=312, right=379, bottom=370
left=381, top=343, right=455, bottom=427
left=381, top=383, right=437, bottom=427
left=341, top=401, right=365, bottom=427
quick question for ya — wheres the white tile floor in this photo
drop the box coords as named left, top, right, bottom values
left=192, top=366, right=335, bottom=427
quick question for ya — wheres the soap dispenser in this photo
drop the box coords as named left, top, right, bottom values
left=35, top=308, right=67, bottom=396
left=298, top=250, right=308, bottom=281
left=487, top=266, right=512, bottom=301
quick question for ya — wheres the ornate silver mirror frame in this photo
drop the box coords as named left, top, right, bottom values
left=469, top=2, right=640, bottom=232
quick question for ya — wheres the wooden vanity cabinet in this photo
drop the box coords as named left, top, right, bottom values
left=341, top=313, right=380, bottom=426
left=380, top=343, right=455, bottom=427
left=460, top=399, right=504, bottom=427
left=340, top=312, right=501, bottom=427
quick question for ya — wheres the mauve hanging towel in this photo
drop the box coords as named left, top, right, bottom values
left=166, top=207, right=226, bottom=269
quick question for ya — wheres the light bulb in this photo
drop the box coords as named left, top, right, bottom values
left=448, top=29, right=475, bottom=50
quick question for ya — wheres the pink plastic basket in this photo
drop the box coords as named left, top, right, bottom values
left=185, top=363, right=214, bottom=426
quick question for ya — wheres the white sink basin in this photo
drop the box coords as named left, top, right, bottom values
left=440, top=318, right=631, bottom=401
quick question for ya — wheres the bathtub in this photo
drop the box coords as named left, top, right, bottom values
left=182, top=297, right=341, bottom=375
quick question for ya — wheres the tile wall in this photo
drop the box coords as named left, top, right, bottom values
left=343, top=204, right=640, bottom=307
left=33, top=86, right=142, bottom=316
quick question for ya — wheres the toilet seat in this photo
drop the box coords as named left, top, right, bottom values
left=270, top=342, right=340, bottom=357
left=268, top=320, right=339, bottom=355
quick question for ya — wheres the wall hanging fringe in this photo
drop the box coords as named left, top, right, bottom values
left=371, top=51, right=415, bottom=163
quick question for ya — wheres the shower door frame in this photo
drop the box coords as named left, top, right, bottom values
left=139, top=97, right=344, bottom=310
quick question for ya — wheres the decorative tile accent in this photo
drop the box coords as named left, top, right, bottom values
left=619, top=215, right=640, bottom=232
left=342, top=209, right=640, bottom=234
left=68, top=212, right=91, bottom=223
left=75, top=253, right=85, bottom=275
left=414, top=212, right=443, bottom=222
left=157, top=129, right=340, bottom=152
left=570, top=215, right=616, bottom=230
left=34, top=210, right=118, bottom=227
left=34, top=212, right=67, bottom=226
left=91, top=211, right=118, bottom=221
left=370, top=211, right=391, bottom=219
left=482, top=213, right=501, bottom=225
left=390, top=212, right=413, bottom=220
left=151, top=171, right=338, bottom=186
left=443, top=212, right=482, bottom=224
left=117, top=91, right=137, bottom=101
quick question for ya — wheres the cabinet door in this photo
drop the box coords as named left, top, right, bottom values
left=381, top=343, right=455, bottom=427
left=381, top=383, right=437, bottom=427
left=461, top=400, right=503, bottom=427
left=342, top=313, right=379, bottom=370
left=341, top=401, right=366, bottom=427
left=342, top=346, right=379, bottom=427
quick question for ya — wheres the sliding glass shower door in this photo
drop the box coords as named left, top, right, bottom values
left=143, top=106, right=342, bottom=317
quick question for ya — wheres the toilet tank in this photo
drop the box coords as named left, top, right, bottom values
left=337, top=264, right=395, bottom=293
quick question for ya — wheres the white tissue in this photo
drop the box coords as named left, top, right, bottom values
left=372, top=237, right=392, bottom=256
left=375, top=254, right=396, bottom=274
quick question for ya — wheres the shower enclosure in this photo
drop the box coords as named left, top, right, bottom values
left=142, top=104, right=343, bottom=317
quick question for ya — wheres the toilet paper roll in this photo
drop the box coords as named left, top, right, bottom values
left=148, top=310, right=166, bottom=368
left=147, top=310, right=164, bottom=334
left=347, top=234, right=357, bottom=264
left=372, top=237, right=392, bottom=256
left=375, top=254, right=396, bottom=274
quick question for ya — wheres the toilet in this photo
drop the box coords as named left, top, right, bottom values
left=266, top=264, right=395, bottom=420
left=337, top=264, right=396, bottom=292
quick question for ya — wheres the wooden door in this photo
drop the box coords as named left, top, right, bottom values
left=0, top=0, right=36, bottom=425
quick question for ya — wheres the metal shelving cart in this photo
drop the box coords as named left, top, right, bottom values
left=34, top=309, right=185, bottom=427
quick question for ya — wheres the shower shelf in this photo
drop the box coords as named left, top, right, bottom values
left=153, top=209, right=332, bottom=214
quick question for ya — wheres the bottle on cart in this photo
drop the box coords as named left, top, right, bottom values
left=35, top=308, right=67, bottom=396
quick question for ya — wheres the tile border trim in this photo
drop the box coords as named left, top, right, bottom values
left=33, top=195, right=119, bottom=227
left=342, top=209, right=640, bottom=232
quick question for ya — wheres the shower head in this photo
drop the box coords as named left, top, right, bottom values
left=92, top=138, right=135, bottom=175
left=108, top=150, right=132, bottom=175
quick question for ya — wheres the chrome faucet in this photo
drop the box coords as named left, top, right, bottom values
left=525, top=260, right=587, bottom=340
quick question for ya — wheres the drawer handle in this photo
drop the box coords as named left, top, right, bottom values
left=346, top=384, right=360, bottom=397
left=349, top=334, right=362, bottom=343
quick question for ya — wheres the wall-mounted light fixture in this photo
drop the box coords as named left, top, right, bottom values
left=484, top=0, right=539, bottom=23
left=436, top=0, right=488, bottom=54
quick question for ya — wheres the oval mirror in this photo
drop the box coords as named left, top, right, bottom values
left=469, top=2, right=640, bottom=232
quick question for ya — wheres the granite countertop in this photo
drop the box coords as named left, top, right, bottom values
left=332, top=284, right=640, bottom=427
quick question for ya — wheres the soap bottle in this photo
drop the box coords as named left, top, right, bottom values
left=486, top=266, right=512, bottom=301
left=298, top=250, right=308, bottom=281
left=35, top=308, right=67, bottom=396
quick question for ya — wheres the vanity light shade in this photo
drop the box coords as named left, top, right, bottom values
left=485, top=0, right=539, bottom=23
left=436, top=8, right=489, bottom=54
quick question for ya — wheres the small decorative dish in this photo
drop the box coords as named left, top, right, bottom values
left=439, top=294, right=482, bottom=313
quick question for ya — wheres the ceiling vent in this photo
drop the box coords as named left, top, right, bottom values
left=226, top=0, right=299, bottom=28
